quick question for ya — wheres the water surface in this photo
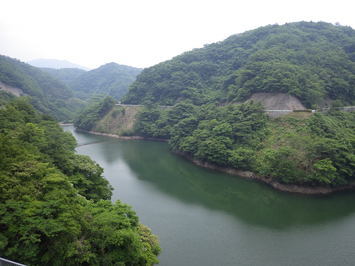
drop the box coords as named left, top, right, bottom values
left=64, top=126, right=355, bottom=266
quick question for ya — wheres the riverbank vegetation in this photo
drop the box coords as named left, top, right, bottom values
left=0, top=98, right=160, bottom=265
left=113, top=21, right=355, bottom=189
left=133, top=102, right=354, bottom=187
left=74, top=96, right=116, bottom=131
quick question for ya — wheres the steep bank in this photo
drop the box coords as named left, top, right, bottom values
left=92, top=104, right=143, bottom=135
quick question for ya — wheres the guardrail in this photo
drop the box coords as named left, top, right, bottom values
left=0, top=257, right=26, bottom=266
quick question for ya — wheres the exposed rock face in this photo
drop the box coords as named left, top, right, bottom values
left=0, top=81, right=24, bottom=97
left=248, top=93, right=306, bottom=110
left=92, top=105, right=143, bottom=135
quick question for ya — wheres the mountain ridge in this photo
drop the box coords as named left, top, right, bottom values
left=28, top=58, right=90, bottom=70
left=68, top=62, right=142, bottom=100
left=0, top=55, right=84, bottom=121
left=123, top=21, right=355, bottom=107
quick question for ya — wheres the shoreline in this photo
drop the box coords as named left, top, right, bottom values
left=76, top=128, right=168, bottom=142
left=78, top=128, right=355, bottom=195
left=175, top=151, right=355, bottom=195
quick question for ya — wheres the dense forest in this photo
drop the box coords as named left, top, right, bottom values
left=74, top=96, right=117, bottom=131
left=0, top=97, right=160, bottom=265
left=2, top=20, right=355, bottom=265
left=41, top=67, right=86, bottom=87
left=0, top=55, right=85, bottom=121
left=123, top=22, right=355, bottom=107
left=61, top=63, right=142, bottom=100
left=74, top=22, right=355, bottom=188
left=132, top=101, right=355, bottom=186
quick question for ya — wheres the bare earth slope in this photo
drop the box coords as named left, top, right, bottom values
left=248, top=93, right=306, bottom=110
left=0, top=81, right=25, bottom=97
left=93, top=105, right=143, bottom=135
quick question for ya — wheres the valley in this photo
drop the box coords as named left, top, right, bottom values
left=0, top=20, right=354, bottom=265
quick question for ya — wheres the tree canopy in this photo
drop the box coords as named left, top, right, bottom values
left=131, top=101, right=354, bottom=187
left=74, top=96, right=116, bottom=131
left=64, top=62, right=142, bottom=100
left=0, top=98, right=160, bottom=265
left=0, top=55, right=86, bottom=121
left=124, top=22, right=355, bottom=107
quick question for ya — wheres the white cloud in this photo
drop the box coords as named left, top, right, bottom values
left=1, top=0, right=354, bottom=68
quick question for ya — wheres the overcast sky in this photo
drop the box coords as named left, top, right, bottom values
left=1, top=0, right=355, bottom=69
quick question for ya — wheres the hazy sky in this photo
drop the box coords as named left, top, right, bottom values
left=1, top=0, right=355, bottom=69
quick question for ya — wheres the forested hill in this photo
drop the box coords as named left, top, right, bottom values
left=41, top=67, right=87, bottom=86
left=123, top=22, right=355, bottom=107
left=68, top=62, right=142, bottom=100
left=0, top=55, right=84, bottom=121
left=0, top=98, right=160, bottom=265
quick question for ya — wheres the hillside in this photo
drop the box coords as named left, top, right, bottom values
left=28, top=58, right=89, bottom=70
left=91, top=104, right=143, bottom=135
left=77, top=96, right=354, bottom=191
left=124, top=22, right=355, bottom=107
left=42, top=67, right=87, bottom=86
left=69, top=62, right=142, bottom=100
left=0, top=98, right=160, bottom=265
left=247, top=93, right=306, bottom=110
left=0, top=55, right=85, bottom=121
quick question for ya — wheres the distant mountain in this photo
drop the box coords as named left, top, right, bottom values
left=124, top=21, right=355, bottom=107
left=41, top=67, right=87, bottom=86
left=68, top=62, right=142, bottom=100
left=28, top=58, right=90, bottom=70
left=0, top=55, right=85, bottom=121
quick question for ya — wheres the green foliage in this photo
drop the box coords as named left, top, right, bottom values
left=74, top=96, right=116, bottom=130
left=124, top=22, right=355, bottom=107
left=41, top=67, right=86, bottom=86
left=134, top=102, right=267, bottom=170
left=133, top=100, right=354, bottom=186
left=63, top=63, right=142, bottom=100
left=67, top=155, right=113, bottom=201
left=0, top=91, right=15, bottom=106
left=0, top=99, right=160, bottom=265
left=255, top=111, right=355, bottom=185
left=134, top=101, right=198, bottom=139
left=170, top=102, right=267, bottom=169
left=0, top=55, right=83, bottom=121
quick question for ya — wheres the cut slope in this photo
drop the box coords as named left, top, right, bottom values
left=248, top=93, right=306, bottom=110
left=93, top=105, right=143, bottom=135
left=0, top=81, right=24, bottom=97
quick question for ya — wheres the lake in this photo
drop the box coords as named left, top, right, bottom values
left=64, top=125, right=355, bottom=266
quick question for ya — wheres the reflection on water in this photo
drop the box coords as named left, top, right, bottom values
left=63, top=125, right=355, bottom=266
left=97, top=139, right=355, bottom=229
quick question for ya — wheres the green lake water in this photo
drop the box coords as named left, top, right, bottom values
left=64, top=126, right=355, bottom=266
